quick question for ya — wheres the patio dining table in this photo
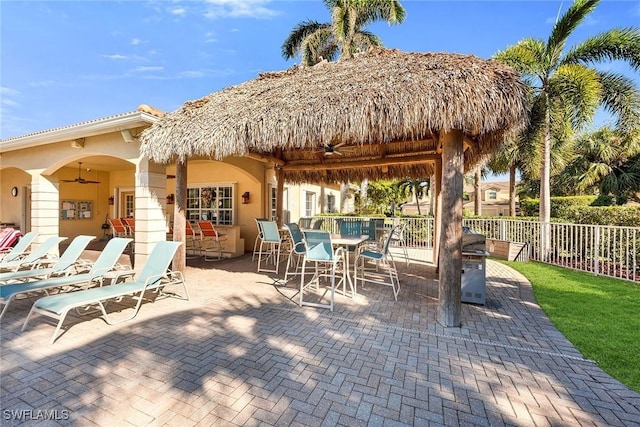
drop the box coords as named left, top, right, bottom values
left=330, top=234, right=369, bottom=297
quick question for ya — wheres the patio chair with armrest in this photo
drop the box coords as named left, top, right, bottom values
left=354, top=225, right=400, bottom=300
left=283, top=223, right=306, bottom=282
left=0, top=236, right=67, bottom=273
left=252, top=218, right=269, bottom=261
left=197, top=220, right=227, bottom=261
left=298, top=217, right=313, bottom=230
left=123, top=218, right=135, bottom=236
left=108, top=218, right=129, bottom=238
left=300, top=230, right=346, bottom=312
left=0, top=237, right=133, bottom=320
left=0, top=232, right=38, bottom=264
left=390, top=222, right=409, bottom=266
left=0, top=235, right=95, bottom=285
left=257, top=221, right=284, bottom=274
left=22, top=241, right=188, bottom=344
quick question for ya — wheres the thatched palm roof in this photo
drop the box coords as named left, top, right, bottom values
left=140, top=48, right=527, bottom=183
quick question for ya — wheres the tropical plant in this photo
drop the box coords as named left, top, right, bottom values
left=495, top=0, right=640, bottom=259
left=281, top=0, right=406, bottom=66
left=557, top=126, right=640, bottom=202
left=397, top=178, right=430, bottom=215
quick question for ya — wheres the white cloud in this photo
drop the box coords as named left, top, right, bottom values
left=169, top=7, right=186, bottom=17
left=29, top=80, right=56, bottom=87
left=103, top=54, right=127, bottom=60
left=131, top=38, right=147, bottom=46
left=203, top=0, right=279, bottom=19
left=133, top=66, right=165, bottom=72
left=0, top=87, right=20, bottom=97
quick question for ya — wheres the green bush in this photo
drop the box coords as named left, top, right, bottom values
left=520, top=196, right=618, bottom=219
left=566, top=206, right=640, bottom=226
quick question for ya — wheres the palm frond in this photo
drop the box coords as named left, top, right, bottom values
left=549, top=64, right=601, bottom=129
left=563, top=27, right=640, bottom=71
left=354, top=0, right=406, bottom=27
left=351, top=30, right=383, bottom=53
left=281, top=21, right=332, bottom=60
left=597, top=71, right=640, bottom=133
left=301, top=27, right=335, bottom=66
left=546, top=0, right=600, bottom=67
left=494, top=38, right=546, bottom=77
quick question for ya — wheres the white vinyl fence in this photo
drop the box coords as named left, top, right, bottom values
left=310, top=216, right=639, bottom=283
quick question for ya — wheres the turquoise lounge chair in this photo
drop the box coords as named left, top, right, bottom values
left=0, top=232, right=38, bottom=264
left=0, top=237, right=132, bottom=320
left=0, top=236, right=67, bottom=273
left=22, top=241, right=188, bottom=344
left=0, top=235, right=95, bottom=284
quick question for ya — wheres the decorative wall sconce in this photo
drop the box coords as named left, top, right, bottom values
left=166, top=194, right=175, bottom=204
left=108, top=196, right=114, bottom=205
left=242, top=192, right=250, bottom=204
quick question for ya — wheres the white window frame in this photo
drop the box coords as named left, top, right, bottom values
left=186, top=183, right=236, bottom=225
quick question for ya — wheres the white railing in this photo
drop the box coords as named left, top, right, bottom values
left=310, top=216, right=639, bottom=283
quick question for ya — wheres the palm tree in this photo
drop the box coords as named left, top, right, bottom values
left=281, top=0, right=406, bottom=66
left=557, top=126, right=640, bottom=202
left=398, top=178, right=429, bottom=215
left=495, top=0, right=640, bottom=259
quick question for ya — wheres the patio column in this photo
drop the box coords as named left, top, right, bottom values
left=433, top=158, right=442, bottom=266
left=134, top=158, right=168, bottom=268
left=30, top=171, right=60, bottom=252
left=173, top=160, right=188, bottom=271
left=276, top=167, right=284, bottom=228
left=438, top=129, right=464, bottom=328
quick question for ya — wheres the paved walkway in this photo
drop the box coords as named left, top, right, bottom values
left=1, top=250, right=639, bottom=426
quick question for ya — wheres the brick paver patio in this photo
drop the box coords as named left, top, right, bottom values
left=1, top=249, right=639, bottom=426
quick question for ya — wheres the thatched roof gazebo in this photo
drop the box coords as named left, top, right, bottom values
left=140, top=48, right=528, bottom=327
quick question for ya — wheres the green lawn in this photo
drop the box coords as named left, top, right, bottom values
left=500, top=260, right=640, bottom=393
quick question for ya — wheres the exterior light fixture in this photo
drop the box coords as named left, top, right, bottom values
left=242, top=192, right=250, bottom=204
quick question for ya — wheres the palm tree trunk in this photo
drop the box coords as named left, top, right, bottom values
left=509, top=164, right=516, bottom=216
left=415, top=191, right=421, bottom=215
left=540, top=105, right=552, bottom=261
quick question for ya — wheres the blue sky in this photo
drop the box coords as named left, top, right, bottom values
left=1, top=0, right=639, bottom=141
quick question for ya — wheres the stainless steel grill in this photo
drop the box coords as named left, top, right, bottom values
left=461, top=227, right=487, bottom=305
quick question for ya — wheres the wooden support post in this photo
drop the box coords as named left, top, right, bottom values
left=173, top=159, right=187, bottom=272
left=438, top=130, right=464, bottom=328
left=276, top=167, right=284, bottom=228
left=433, top=158, right=442, bottom=267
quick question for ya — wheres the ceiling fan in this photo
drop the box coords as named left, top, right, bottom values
left=314, top=142, right=353, bottom=157
left=61, top=162, right=101, bottom=184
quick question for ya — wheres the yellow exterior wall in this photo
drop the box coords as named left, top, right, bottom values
left=0, top=168, right=31, bottom=230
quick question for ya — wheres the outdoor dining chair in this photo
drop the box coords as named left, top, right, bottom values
left=300, top=230, right=346, bottom=311
left=108, top=218, right=129, bottom=238
left=311, top=218, right=324, bottom=230
left=390, top=222, right=409, bottom=265
left=197, top=220, right=226, bottom=261
left=298, top=217, right=313, bottom=229
left=257, top=221, right=284, bottom=274
left=283, top=223, right=306, bottom=282
left=252, top=218, right=269, bottom=261
left=123, top=218, right=135, bottom=236
left=354, top=225, right=400, bottom=300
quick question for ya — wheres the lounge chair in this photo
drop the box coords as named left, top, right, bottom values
left=0, top=236, right=67, bottom=273
left=22, top=241, right=188, bottom=344
left=0, top=235, right=95, bottom=284
left=0, top=228, right=22, bottom=253
left=0, top=237, right=132, bottom=320
left=0, top=231, right=38, bottom=264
